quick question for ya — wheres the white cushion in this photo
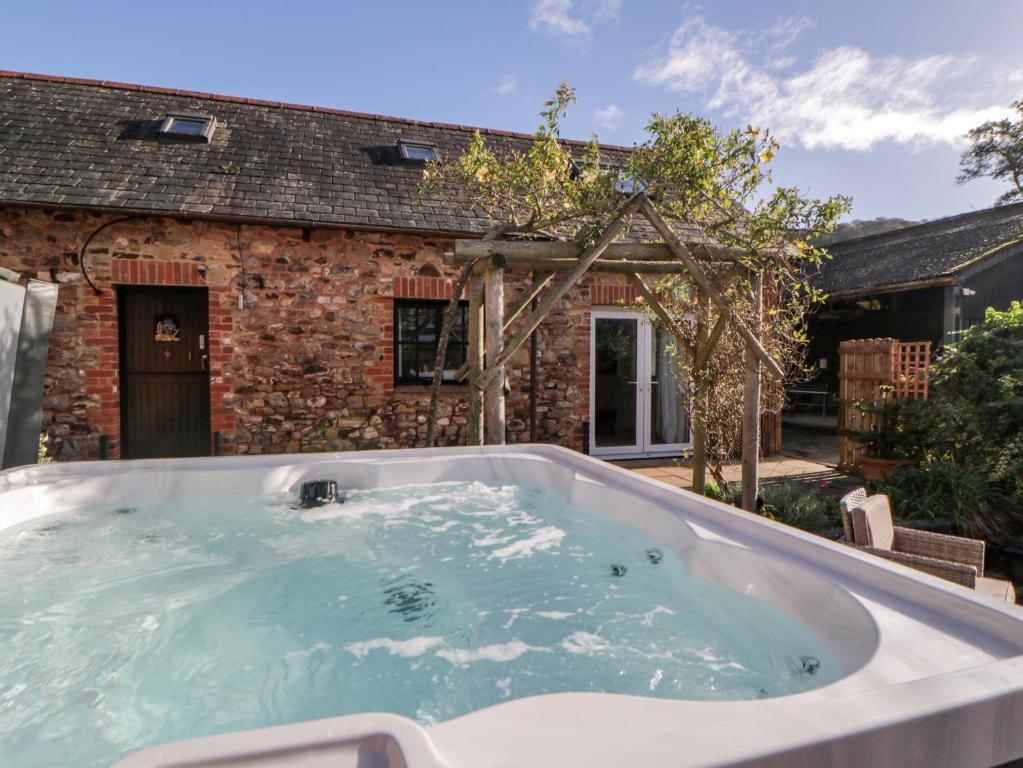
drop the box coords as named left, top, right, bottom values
left=850, top=495, right=895, bottom=550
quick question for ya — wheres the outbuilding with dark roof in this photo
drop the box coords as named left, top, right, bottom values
left=803, top=202, right=1023, bottom=397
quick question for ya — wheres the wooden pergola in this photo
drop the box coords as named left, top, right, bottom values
left=426, top=193, right=783, bottom=511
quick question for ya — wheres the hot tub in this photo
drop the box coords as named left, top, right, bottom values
left=1, top=444, right=1021, bottom=768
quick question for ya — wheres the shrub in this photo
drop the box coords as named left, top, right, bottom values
left=37, top=433, right=54, bottom=464
left=845, top=392, right=929, bottom=460
left=704, top=481, right=742, bottom=505
left=869, top=460, right=995, bottom=529
left=757, top=480, right=842, bottom=534
left=924, top=302, right=1023, bottom=466
left=911, top=302, right=1023, bottom=540
left=705, top=479, right=840, bottom=535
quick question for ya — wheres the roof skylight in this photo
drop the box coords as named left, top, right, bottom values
left=569, top=159, right=647, bottom=195
left=159, top=113, right=216, bottom=142
left=398, top=139, right=438, bottom=163
left=613, top=173, right=647, bottom=195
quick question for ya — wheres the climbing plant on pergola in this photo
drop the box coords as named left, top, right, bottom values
left=421, top=85, right=848, bottom=511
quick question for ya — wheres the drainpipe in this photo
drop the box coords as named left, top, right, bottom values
left=529, top=271, right=539, bottom=441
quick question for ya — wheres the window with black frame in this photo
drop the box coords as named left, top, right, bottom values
left=394, top=299, right=469, bottom=384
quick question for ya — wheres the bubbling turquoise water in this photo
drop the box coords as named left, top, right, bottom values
left=0, top=481, right=841, bottom=767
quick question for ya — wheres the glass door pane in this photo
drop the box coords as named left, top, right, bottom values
left=648, top=328, right=690, bottom=447
left=593, top=317, right=639, bottom=448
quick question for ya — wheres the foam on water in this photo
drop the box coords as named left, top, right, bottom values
left=0, top=481, right=841, bottom=767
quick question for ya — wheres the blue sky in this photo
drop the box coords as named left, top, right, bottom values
left=3, top=1, right=1021, bottom=221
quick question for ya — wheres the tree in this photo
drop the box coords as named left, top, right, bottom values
left=922, top=302, right=1023, bottom=513
left=957, top=101, right=1023, bottom=206
left=871, top=302, right=1023, bottom=542
left=422, top=84, right=848, bottom=496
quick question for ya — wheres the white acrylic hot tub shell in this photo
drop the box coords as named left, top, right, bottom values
left=2, top=444, right=1022, bottom=768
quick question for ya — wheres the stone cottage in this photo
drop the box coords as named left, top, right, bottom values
left=0, top=71, right=726, bottom=462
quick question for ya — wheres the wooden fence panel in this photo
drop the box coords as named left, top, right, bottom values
left=838, top=338, right=932, bottom=468
left=839, top=338, right=894, bottom=468
left=761, top=409, right=782, bottom=457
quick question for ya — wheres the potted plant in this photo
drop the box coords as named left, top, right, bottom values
left=845, top=392, right=923, bottom=480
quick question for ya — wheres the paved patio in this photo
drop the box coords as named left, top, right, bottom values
left=613, top=425, right=859, bottom=492
left=612, top=454, right=849, bottom=491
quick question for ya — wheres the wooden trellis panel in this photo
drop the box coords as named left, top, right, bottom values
left=838, top=338, right=932, bottom=468
left=892, top=341, right=931, bottom=399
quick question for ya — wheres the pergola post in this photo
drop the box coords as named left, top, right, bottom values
left=484, top=258, right=505, bottom=444
left=693, top=299, right=729, bottom=494
left=467, top=279, right=485, bottom=445
left=741, top=274, right=764, bottom=512
left=692, top=292, right=709, bottom=496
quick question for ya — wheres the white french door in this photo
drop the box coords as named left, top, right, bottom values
left=589, top=310, right=691, bottom=459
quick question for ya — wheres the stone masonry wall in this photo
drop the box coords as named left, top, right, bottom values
left=1, top=205, right=635, bottom=460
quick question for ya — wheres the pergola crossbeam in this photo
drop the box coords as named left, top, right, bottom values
left=452, top=240, right=745, bottom=263
left=446, top=254, right=721, bottom=274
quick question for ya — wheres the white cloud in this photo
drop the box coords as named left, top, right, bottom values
left=529, top=0, right=620, bottom=44
left=759, top=15, right=815, bottom=69
left=633, top=16, right=1016, bottom=151
left=595, top=104, right=624, bottom=129
left=530, top=0, right=589, bottom=38
left=584, top=0, right=622, bottom=23
left=492, top=74, right=518, bottom=97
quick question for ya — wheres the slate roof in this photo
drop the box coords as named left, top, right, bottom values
left=815, top=202, right=1023, bottom=297
left=0, top=71, right=633, bottom=236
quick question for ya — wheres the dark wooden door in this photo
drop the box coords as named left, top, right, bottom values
left=119, top=286, right=211, bottom=459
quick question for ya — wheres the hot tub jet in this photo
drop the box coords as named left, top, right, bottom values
left=299, top=480, right=339, bottom=508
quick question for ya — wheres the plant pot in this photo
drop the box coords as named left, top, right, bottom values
left=856, top=456, right=917, bottom=480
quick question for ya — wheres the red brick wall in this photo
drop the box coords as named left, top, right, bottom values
left=1, top=205, right=635, bottom=460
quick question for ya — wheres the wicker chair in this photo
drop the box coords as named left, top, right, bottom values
left=838, top=488, right=1015, bottom=602
left=838, top=487, right=867, bottom=542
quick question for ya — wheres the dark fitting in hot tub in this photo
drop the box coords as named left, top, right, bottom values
left=299, top=480, right=339, bottom=508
